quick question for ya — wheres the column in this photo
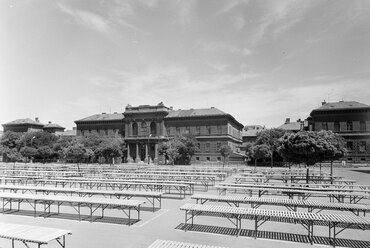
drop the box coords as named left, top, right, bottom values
left=135, top=143, right=139, bottom=162
left=127, top=144, right=132, bottom=162
left=154, top=143, right=158, bottom=164
left=145, top=143, right=148, bottom=163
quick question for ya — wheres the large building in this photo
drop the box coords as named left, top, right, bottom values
left=308, top=101, right=370, bottom=163
left=2, top=118, right=65, bottom=134
left=75, top=102, right=244, bottom=163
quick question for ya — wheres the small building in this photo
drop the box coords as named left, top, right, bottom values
left=308, top=100, right=370, bottom=163
left=43, top=122, right=65, bottom=133
left=2, top=118, right=44, bottom=133
left=278, top=118, right=308, bottom=132
left=242, top=125, right=265, bottom=143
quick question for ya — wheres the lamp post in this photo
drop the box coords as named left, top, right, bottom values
left=148, top=134, right=152, bottom=165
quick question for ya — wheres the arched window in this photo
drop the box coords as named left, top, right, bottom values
left=150, top=122, right=157, bottom=136
left=132, top=123, right=138, bottom=136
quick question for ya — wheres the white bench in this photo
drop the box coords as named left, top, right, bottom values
left=180, top=203, right=370, bottom=246
left=148, top=239, right=229, bottom=248
left=0, top=222, right=71, bottom=248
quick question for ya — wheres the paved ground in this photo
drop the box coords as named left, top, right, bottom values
left=0, top=165, right=370, bottom=248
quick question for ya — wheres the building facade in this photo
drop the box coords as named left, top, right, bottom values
left=75, top=103, right=244, bottom=163
left=308, top=101, right=370, bottom=163
left=2, top=118, right=66, bottom=134
left=2, top=118, right=45, bottom=133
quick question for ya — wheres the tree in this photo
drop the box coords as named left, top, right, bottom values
left=20, top=146, right=37, bottom=162
left=158, top=133, right=199, bottom=165
left=36, top=146, right=55, bottom=162
left=278, top=130, right=346, bottom=183
left=252, top=144, right=271, bottom=170
left=255, top=129, right=286, bottom=168
left=0, top=147, right=23, bottom=164
left=64, top=143, right=93, bottom=171
left=158, top=138, right=183, bottom=165
left=0, top=131, right=23, bottom=150
left=95, top=139, right=124, bottom=164
left=22, top=131, right=57, bottom=148
left=219, top=145, right=232, bottom=167
left=177, top=133, right=199, bottom=165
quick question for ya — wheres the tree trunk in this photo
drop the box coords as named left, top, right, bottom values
left=270, top=153, right=273, bottom=168
left=254, top=159, right=257, bottom=171
left=330, top=160, right=333, bottom=185
left=306, top=165, right=309, bottom=185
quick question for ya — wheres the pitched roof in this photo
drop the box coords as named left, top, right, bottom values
left=75, top=113, right=124, bottom=122
left=277, top=122, right=302, bottom=131
left=166, top=107, right=227, bottom=118
left=43, top=123, right=65, bottom=129
left=314, top=101, right=370, bottom=111
left=2, top=118, right=44, bottom=126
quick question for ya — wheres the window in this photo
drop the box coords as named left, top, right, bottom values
left=361, top=158, right=366, bottom=161
left=217, top=142, right=221, bottom=151
left=347, top=121, right=353, bottom=131
left=217, top=157, right=221, bottom=161
left=185, top=126, right=190, bottom=134
left=217, top=125, right=222, bottom=134
left=360, top=121, right=366, bottom=131
left=206, top=126, right=211, bottom=135
left=346, top=141, right=353, bottom=151
left=150, top=122, right=157, bottom=136
left=322, top=122, right=328, bottom=130
left=205, top=143, right=210, bottom=152
left=196, top=126, right=200, bottom=135
left=359, top=141, right=366, bottom=153
left=196, top=157, right=200, bottom=161
left=334, top=122, right=340, bottom=132
left=197, top=143, right=201, bottom=150
left=176, top=127, right=180, bottom=134
left=206, top=157, right=210, bottom=161
left=132, top=123, right=138, bottom=136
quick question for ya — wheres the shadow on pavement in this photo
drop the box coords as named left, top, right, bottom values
left=0, top=209, right=140, bottom=226
left=176, top=223, right=370, bottom=248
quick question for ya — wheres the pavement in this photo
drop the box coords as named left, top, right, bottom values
left=0, top=165, right=370, bottom=248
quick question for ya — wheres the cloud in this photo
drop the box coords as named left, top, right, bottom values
left=58, top=3, right=109, bottom=34
left=170, top=0, right=197, bottom=26
left=216, top=0, right=249, bottom=15
left=197, top=40, right=252, bottom=56
left=249, top=1, right=316, bottom=47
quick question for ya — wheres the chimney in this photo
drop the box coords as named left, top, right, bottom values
left=48, top=121, right=52, bottom=124
left=35, top=117, right=39, bottom=123
left=102, top=112, right=106, bottom=114
left=285, top=118, right=290, bottom=124
left=322, top=100, right=326, bottom=106
left=296, top=118, right=301, bottom=122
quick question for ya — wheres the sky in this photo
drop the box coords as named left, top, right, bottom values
left=1, top=0, right=370, bottom=130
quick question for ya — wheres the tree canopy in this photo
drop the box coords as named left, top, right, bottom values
left=158, top=133, right=199, bottom=165
left=278, top=130, right=346, bottom=166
